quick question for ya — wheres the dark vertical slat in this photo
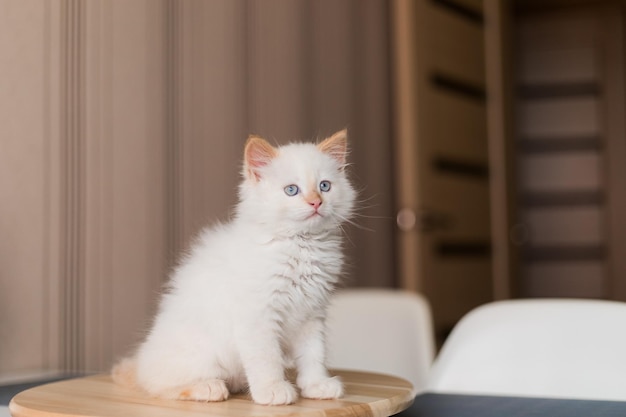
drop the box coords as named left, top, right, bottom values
left=436, top=242, right=492, bottom=257
left=60, top=0, right=85, bottom=373
left=431, top=73, right=486, bottom=101
left=521, top=191, right=604, bottom=207
left=518, top=82, right=601, bottom=99
left=517, top=136, right=602, bottom=153
left=523, top=245, right=606, bottom=262
left=431, top=0, right=484, bottom=24
left=433, top=156, right=489, bottom=179
left=164, top=0, right=183, bottom=270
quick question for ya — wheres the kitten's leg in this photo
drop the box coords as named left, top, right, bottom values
left=293, top=318, right=344, bottom=399
left=236, top=324, right=298, bottom=405
left=134, top=338, right=230, bottom=402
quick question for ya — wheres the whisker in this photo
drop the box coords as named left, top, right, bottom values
left=350, top=212, right=394, bottom=221
left=335, top=213, right=376, bottom=233
left=339, top=224, right=358, bottom=248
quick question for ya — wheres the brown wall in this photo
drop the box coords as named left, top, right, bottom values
left=0, top=0, right=394, bottom=376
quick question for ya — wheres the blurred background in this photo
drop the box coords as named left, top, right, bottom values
left=1, top=0, right=625, bottom=379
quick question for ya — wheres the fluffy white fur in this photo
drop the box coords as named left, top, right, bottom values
left=112, top=130, right=356, bottom=405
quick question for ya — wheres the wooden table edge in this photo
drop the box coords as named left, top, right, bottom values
left=9, top=370, right=414, bottom=417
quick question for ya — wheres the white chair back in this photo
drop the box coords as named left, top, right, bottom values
left=427, top=299, right=626, bottom=401
left=326, top=288, right=435, bottom=393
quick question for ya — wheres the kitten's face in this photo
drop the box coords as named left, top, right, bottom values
left=239, top=130, right=355, bottom=234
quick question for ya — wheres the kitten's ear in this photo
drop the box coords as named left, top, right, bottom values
left=318, top=129, right=348, bottom=169
left=244, top=135, right=277, bottom=181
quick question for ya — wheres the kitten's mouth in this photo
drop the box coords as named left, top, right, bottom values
left=306, top=211, right=323, bottom=219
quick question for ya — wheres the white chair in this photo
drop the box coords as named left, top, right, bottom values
left=326, top=288, right=435, bottom=393
left=427, top=298, right=626, bottom=401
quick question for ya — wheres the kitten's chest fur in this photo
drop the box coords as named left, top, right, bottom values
left=266, top=232, right=342, bottom=321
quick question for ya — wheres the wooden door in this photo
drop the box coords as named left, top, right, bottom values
left=392, top=0, right=512, bottom=340
left=512, top=3, right=626, bottom=300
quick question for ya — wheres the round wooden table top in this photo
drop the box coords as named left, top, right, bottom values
left=9, top=370, right=414, bottom=417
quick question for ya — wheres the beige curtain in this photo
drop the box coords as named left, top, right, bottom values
left=0, top=0, right=393, bottom=375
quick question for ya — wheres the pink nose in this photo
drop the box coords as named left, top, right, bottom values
left=309, top=199, right=322, bottom=210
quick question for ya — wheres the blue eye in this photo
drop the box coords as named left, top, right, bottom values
left=319, top=180, right=331, bottom=192
left=284, top=184, right=299, bottom=196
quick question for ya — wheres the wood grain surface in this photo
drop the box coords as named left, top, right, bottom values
left=9, top=370, right=414, bottom=417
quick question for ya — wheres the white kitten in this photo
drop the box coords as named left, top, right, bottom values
left=112, top=129, right=356, bottom=405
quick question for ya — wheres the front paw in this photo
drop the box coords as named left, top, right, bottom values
left=300, top=376, right=344, bottom=399
left=251, top=380, right=298, bottom=405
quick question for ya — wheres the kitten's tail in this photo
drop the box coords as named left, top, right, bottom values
left=111, top=357, right=138, bottom=388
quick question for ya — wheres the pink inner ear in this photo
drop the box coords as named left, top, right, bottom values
left=245, top=136, right=277, bottom=180
left=318, top=129, right=348, bottom=167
